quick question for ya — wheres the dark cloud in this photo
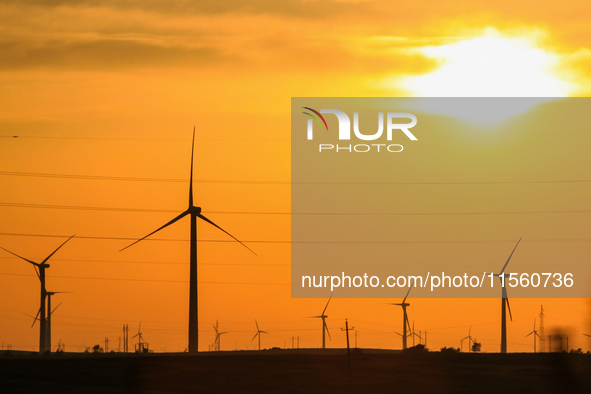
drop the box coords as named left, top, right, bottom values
left=0, top=38, right=227, bottom=69
left=1, top=0, right=368, bottom=18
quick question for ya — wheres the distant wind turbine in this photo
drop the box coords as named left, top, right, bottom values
left=462, top=326, right=474, bottom=353
left=313, top=294, right=333, bottom=349
left=390, top=285, right=413, bottom=350
left=525, top=319, right=541, bottom=353
left=213, top=320, right=228, bottom=351
left=120, top=128, right=256, bottom=353
left=45, top=291, right=68, bottom=353
left=252, top=320, right=268, bottom=350
left=0, top=235, right=75, bottom=353
left=132, top=322, right=147, bottom=353
left=495, top=238, right=522, bottom=353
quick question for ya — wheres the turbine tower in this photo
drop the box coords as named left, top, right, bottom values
left=390, top=285, right=413, bottom=350
left=525, top=319, right=541, bottom=353
left=495, top=237, right=521, bottom=353
left=0, top=235, right=74, bottom=353
left=213, top=321, right=228, bottom=351
left=251, top=320, right=268, bottom=350
left=121, top=128, right=256, bottom=353
left=538, top=305, right=546, bottom=352
left=313, top=294, right=333, bottom=349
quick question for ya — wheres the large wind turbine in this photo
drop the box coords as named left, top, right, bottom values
left=525, top=319, right=541, bottom=353
left=390, top=285, right=413, bottom=350
left=313, top=294, right=333, bottom=349
left=495, top=238, right=522, bottom=353
left=0, top=235, right=75, bottom=353
left=252, top=320, right=268, bottom=350
left=120, top=128, right=256, bottom=353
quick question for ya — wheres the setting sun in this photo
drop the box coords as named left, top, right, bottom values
left=401, top=29, right=574, bottom=98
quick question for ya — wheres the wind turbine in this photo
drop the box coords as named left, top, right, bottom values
left=313, top=294, right=333, bottom=349
left=411, top=321, right=422, bottom=347
left=495, top=238, right=522, bottom=353
left=132, top=322, right=146, bottom=353
left=252, top=320, right=268, bottom=351
left=120, top=128, right=256, bottom=353
left=525, top=319, right=541, bottom=353
left=389, top=285, right=413, bottom=350
left=45, top=291, right=67, bottom=353
left=213, top=321, right=228, bottom=351
left=0, top=235, right=75, bottom=353
left=462, top=326, right=474, bottom=353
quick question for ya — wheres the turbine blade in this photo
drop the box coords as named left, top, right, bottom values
left=325, top=323, right=331, bottom=341
left=525, top=332, right=533, bottom=337
left=132, top=333, right=139, bottom=339
left=322, top=293, right=333, bottom=315
left=252, top=332, right=259, bottom=341
left=50, top=302, right=62, bottom=315
left=0, top=246, right=39, bottom=266
left=583, top=334, right=591, bottom=338
left=212, top=324, right=219, bottom=334
left=402, top=284, right=414, bottom=304
left=196, top=213, right=257, bottom=255
left=469, top=326, right=472, bottom=336
left=189, top=127, right=195, bottom=207
left=260, top=331, right=268, bottom=334
left=500, top=237, right=522, bottom=274
left=506, top=298, right=513, bottom=322
left=41, top=234, right=75, bottom=264
left=120, top=211, right=189, bottom=251
left=29, top=307, right=42, bottom=328
left=255, top=319, right=259, bottom=331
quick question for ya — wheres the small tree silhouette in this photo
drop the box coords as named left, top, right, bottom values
left=471, top=341, right=481, bottom=353
left=92, top=344, right=104, bottom=353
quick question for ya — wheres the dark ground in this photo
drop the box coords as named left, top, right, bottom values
left=1, top=349, right=590, bottom=393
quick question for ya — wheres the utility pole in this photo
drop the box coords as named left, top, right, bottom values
left=355, top=330, right=358, bottom=348
left=539, top=305, right=546, bottom=352
left=341, top=319, right=354, bottom=359
left=105, top=337, right=109, bottom=353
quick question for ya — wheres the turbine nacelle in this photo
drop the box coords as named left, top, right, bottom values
left=188, top=206, right=202, bottom=214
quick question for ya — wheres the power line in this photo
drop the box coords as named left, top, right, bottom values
left=0, top=256, right=290, bottom=267
left=0, top=272, right=289, bottom=285
left=1, top=201, right=590, bottom=216
left=1, top=231, right=591, bottom=244
left=0, top=171, right=288, bottom=184
left=2, top=170, right=591, bottom=185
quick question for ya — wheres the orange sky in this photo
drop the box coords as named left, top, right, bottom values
left=1, top=1, right=590, bottom=353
